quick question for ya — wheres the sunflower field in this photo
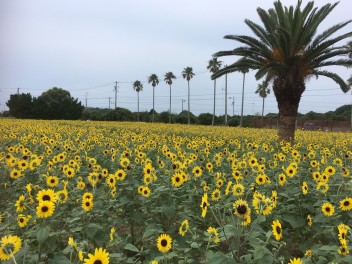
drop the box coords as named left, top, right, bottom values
left=0, top=119, right=351, bottom=264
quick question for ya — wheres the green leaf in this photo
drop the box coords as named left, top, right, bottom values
left=37, top=226, right=50, bottom=246
left=284, top=214, right=306, bottom=228
left=190, top=242, right=199, bottom=248
left=85, top=223, right=103, bottom=240
left=48, top=254, right=71, bottom=264
left=205, top=250, right=236, bottom=264
left=124, top=243, right=140, bottom=252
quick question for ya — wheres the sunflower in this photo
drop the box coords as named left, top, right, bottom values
left=36, top=189, right=57, bottom=203
left=338, top=245, right=349, bottom=256
left=77, top=180, right=86, bottom=190
left=233, top=199, right=250, bottom=218
left=143, top=174, right=153, bottom=185
left=321, top=202, right=335, bottom=217
left=232, top=170, right=243, bottom=181
left=141, top=186, right=151, bottom=197
left=84, top=247, right=109, bottom=264
left=179, top=219, right=189, bottom=236
left=301, top=182, right=308, bottom=195
left=171, top=173, right=184, bottom=188
left=205, top=162, right=213, bottom=172
left=106, top=174, right=116, bottom=188
left=307, top=214, right=313, bottom=227
left=207, top=226, right=220, bottom=243
left=18, top=160, right=29, bottom=170
left=17, top=214, right=32, bottom=228
left=10, top=168, right=22, bottom=179
left=46, top=175, right=59, bottom=187
left=272, top=220, right=282, bottom=241
left=324, top=165, right=336, bottom=176
left=192, top=166, right=203, bottom=177
left=211, top=189, right=221, bottom=201
left=157, top=234, right=172, bottom=253
left=225, top=181, right=233, bottom=196
left=285, top=165, right=297, bottom=177
left=115, top=169, right=126, bottom=181
left=0, top=235, right=22, bottom=261
left=15, top=195, right=26, bottom=212
left=232, top=183, right=245, bottom=196
left=248, top=157, right=258, bottom=167
left=56, top=189, right=68, bottom=203
left=255, top=174, right=266, bottom=185
left=342, top=167, right=350, bottom=177
left=36, top=200, right=55, bottom=218
left=316, top=182, right=329, bottom=194
left=278, top=173, right=286, bottom=186
left=288, top=258, right=303, bottom=264
left=339, top=197, right=352, bottom=211
left=200, top=193, right=210, bottom=218
left=82, top=199, right=94, bottom=212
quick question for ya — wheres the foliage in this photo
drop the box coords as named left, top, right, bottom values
left=6, top=93, right=34, bottom=118
left=1, top=120, right=351, bottom=263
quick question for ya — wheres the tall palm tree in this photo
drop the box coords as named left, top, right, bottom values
left=207, top=58, right=222, bottom=126
left=182, top=67, right=195, bottom=124
left=255, top=80, right=270, bottom=120
left=148, top=74, right=159, bottom=122
left=132, top=80, right=143, bottom=122
left=212, top=1, right=352, bottom=143
left=164, top=72, right=176, bottom=123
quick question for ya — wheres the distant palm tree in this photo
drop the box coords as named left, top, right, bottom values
left=132, top=80, right=143, bottom=122
left=148, top=74, right=159, bottom=122
left=182, top=67, right=195, bottom=124
left=207, top=58, right=222, bottom=126
left=212, top=1, right=352, bottom=143
left=255, top=80, right=270, bottom=120
left=164, top=72, right=176, bottom=123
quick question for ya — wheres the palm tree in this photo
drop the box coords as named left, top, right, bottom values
left=182, top=67, right=195, bottom=124
left=207, top=58, right=222, bottom=126
left=164, top=72, right=176, bottom=123
left=132, top=80, right=143, bottom=122
left=255, top=80, right=270, bottom=121
left=148, top=74, right=159, bottom=122
left=212, top=1, right=352, bottom=144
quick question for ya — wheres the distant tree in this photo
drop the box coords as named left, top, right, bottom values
left=212, top=1, right=352, bottom=144
left=159, top=111, right=171, bottom=123
left=34, top=87, right=83, bottom=119
left=207, top=58, right=222, bottom=126
left=164, top=72, right=176, bottom=123
left=255, top=80, right=270, bottom=120
left=6, top=93, right=33, bottom=118
left=132, top=80, right=143, bottom=122
left=198, top=113, right=213, bottom=125
left=148, top=74, right=159, bottom=122
left=182, top=67, right=195, bottom=124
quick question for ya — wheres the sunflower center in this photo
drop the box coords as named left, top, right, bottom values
left=19, top=218, right=24, bottom=223
left=237, top=204, right=247, bottom=215
left=342, top=233, right=345, bottom=239
left=50, top=179, right=55, bottom=183
left=175, top=177, right=180, bottom=182
left=202, top=202, right=207, bottom=209
left=42, top=206, right=49, bottom=212
left=86, top=202, right=90, bottom=206
left=325, top=207, right=330, bottom=212
left=161, top=239, right=168, bottom=247
left=93, top=261, right=102, bottom=264
left=344, top=201, right=349, bottom=206
left=43, top=195, right=51, bottom=201
left=276, top=226, right=281, bottom=234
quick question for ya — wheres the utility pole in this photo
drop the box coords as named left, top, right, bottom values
left=114, top=81, right=118, bottom=109
left=85, top=93, right=88, bottom=108
left=229, top=97, right=235, bottom=116
left=182, top=99, right=186, bottom=112
left=17, top=88, right=20, bottom=95
left=224, top=72, right=228, bottom=125
left=108, top=97, right=111, bottom=110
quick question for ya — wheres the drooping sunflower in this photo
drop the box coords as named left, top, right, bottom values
left=84, top=247, right=109, bottom=264
left=232, top=183, right=245, bottom=196
left=56, top=189, right=68, bottom=204
left=225, top=181, right=233, bottom=196
left=321, top=202, right=335, bottom=217
left=46, top=175, right=59, bottom=187
left=36, top=188, right=57, bottom=203
left=307, top=214, right=313, bottom=227
left=36, top=200, right=55, bottom=218
left=272, top=220, right=282, bottom=241
left=15, top=194, right=26, bottom=213
left=301, top=182, right=308, bottom=195
left=339, top=197, right=352, bottom=211
left=200, top=193, right=210, bottom=218
left=0, top=235, right=22, bottom=261
left=143, top=174, right=153, bottom=185
left=157, top=234, right=172, bottom=253
left=179, top=219, right=189, bottom=236
left=207, top=226, right=220, bottom=244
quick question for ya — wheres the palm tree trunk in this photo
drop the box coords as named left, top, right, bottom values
left=262, top=97, right=265, bottom=119
left=169, top=84, right=172, bottom=124
left=152, top=86, right=155, bottom=122
left=137, top=92, right=140, bottom=122
left=212, top=79, right=216, bottom=126
left=240, top=73, right=246, bottom=127
left=187, top=80, right=190, bottom=125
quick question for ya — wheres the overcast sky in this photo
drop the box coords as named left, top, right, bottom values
left=1, top=0, right=351, bottom=116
